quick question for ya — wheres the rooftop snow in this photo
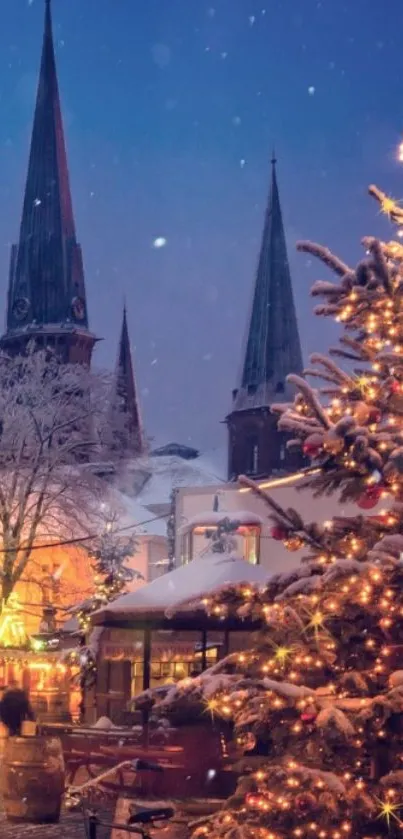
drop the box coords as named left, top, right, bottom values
left=116, top=451, right=226, bottom=508
left=94, top=552, right=269, bottom=618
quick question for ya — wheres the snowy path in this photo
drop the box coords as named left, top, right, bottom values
left=0, top=808, right=111, bottom=838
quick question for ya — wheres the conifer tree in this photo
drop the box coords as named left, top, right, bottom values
left=163, top=185, right=403, bottom=839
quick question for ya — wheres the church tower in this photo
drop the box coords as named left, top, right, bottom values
left=110, top=305, right=144, bottom=458
left=226, top=157, right=305, bottom=480
left=1, top=0, right=97, bottom=364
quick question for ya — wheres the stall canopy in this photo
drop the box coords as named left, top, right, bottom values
left=91, top=554, right=270, bottom=696
left=93, top=552, right=270, bottom=624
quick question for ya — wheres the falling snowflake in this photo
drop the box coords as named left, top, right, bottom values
left=249, top=15, right=256, bottom=25
left=153, top=237, right=167, bottom=249
left=232, top=116, right=241, bottom=126
left=33, top=198, right=41, bottom=206
left=240, top=159, right=246, bottom=168
left=308, top=86, right=316, bottom=95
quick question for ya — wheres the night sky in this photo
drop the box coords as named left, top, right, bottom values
left=0, top=0, right=401, bottom=460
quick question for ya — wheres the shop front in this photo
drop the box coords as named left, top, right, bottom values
left=90, top=552, right=268, bottom=724
left=94, top=627, right=230, bottom=722
left=0, top=650, right=80, bottom=722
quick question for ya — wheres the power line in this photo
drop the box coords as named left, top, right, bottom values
left=0, top=512, right=170, bottom=554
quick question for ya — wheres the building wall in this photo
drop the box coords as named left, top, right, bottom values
left=11, top=543, right=94, bottom=640
left=174, top=481, right=388, bottom=575
left=124, top=535, right=168, bottom=588
left=4, top=532, right=167, bottom=642
left=227, top=408, right=305, bottom=479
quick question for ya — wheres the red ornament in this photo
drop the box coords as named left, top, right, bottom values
left=270, top=525, right=288, bottom=541
left=301, top=712, right=317, bottom=723
left=295, top=793, right=316, bottom=812
left=303, top=440, right=322, bottom=458
left=357, top=485, right=382, bottom=510
left=303, top=433, right=323, bottom=459
left=391, top=380, right=401, bottom=394
left=246, top=794, right=257, bottom=807
left=368, top=407, right=381, bottom=424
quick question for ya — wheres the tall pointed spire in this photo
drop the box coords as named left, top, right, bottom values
left=235, top=156, right=303, bottom=410
left=1, top=0, right=96, bottom=363
left=226, top=157, right=304, bottom=479
left=110, top=306, right=144, bottom=457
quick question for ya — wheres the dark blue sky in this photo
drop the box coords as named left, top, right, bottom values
left=0, top=0, right=401, bottom=455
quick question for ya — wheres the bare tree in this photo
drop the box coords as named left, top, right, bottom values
left=0, top=346, right=116, bottom=610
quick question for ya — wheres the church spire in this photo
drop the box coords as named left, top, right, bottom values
left=1, top=0, right=96, bottom=363
left=235, top=156, right=303, bottom=410
left=226, top=157, right=304, bottom=479
left=111, top=306, right=144, bottom=457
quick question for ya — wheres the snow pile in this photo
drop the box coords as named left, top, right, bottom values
left=92, top=716, right=115, bottom=730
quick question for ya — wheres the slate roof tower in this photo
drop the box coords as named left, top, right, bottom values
left=226, top=156, right=305, bottom=480
left=1, top=0, right=97, bottom=363
left=110, top=305, right=144, bottom=458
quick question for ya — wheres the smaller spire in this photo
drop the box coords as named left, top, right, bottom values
left=111, top=306, right=144, bottom=457
left=271, top=147, right=277, bottom=167
left=232, top=154, right=303, bottom=411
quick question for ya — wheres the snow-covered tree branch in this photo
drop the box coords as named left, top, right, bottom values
left=0, top=346, right=118, bottom=611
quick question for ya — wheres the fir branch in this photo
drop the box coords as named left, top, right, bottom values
left=297, top=240, right=352, bottom=277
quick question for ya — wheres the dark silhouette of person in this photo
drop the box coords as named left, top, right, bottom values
left=0, top=688, right=35, bottom=736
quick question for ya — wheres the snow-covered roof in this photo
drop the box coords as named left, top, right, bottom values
left=94, top=553, right=269, bottom=621
left=106, top=485, right=167, bottom=537
left=116, top=452, right=226, bottom=508
left=179, top=510, right=263, bottom=534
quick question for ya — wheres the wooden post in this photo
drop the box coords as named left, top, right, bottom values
left=143, top=626, right=151, bottom=691
left=106, top=661, right=111, bottom=718
left=222, top=628, right=230, bottom=658
left=201, top=628, right=207, bottom=671
left=142, top=626, right=152, bottom=747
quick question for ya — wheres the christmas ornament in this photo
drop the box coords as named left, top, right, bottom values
left=301, top=711, right=317, bottom=723
left=301, top=704, right=317, bottom=723
left=246, top=794, right=258, bottom=807
left=237, top=731, right=257, bottom=752
left=357, top=484, right=382, bottom=510
left=368, top=407, right=381, bottom=424
left=303, top=433, right=323, bottom=458
left=270, top=525, right=288, bottom=541
left=354, top=401, right=371, bottom=424
left=323, top=431, right=344, bottom=455
left=284, top=535, right=304, bottom=552
left=295, top=793, right=316, bottom=812
left=389, top=670, right=403, bottom=689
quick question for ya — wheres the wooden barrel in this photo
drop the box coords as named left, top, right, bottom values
left=1, top=736, right=65, bottom=823
left=0, top=722, right=7, bottom=760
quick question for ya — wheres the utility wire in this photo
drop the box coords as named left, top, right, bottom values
left=0, top=512, right=171, bottom=554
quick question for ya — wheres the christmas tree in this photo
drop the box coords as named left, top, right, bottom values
left=76, top=509, right=139, bottom=634
left=169, top=183, right=403, bottom=839
left=73, top=510, right=140, bottom=702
